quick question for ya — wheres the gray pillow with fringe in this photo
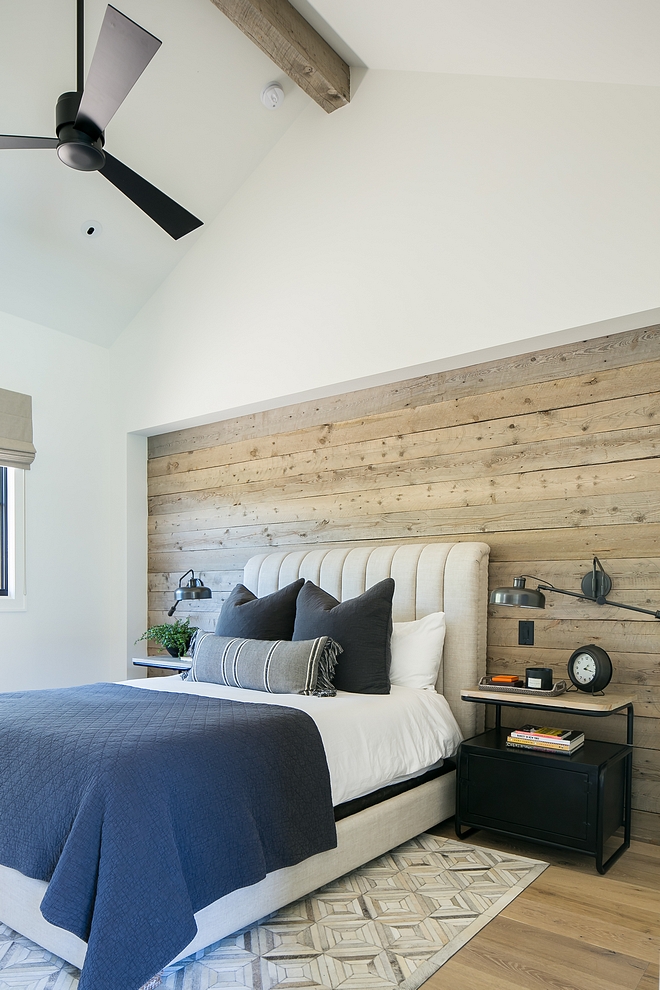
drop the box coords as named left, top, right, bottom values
left=187, top=633, right=342, bottom=696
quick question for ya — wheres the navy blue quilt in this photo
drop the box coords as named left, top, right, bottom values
left=0, top=683, right=337, bottom=990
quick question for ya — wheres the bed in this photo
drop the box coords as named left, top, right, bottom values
left=0, top=541, right=489, bottom=985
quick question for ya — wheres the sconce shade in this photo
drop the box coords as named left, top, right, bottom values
left=174, top=576, right=212, bottom=602
left=489, top=576, right=546, bottom=609
left=168, top=570, right=212, bottom=616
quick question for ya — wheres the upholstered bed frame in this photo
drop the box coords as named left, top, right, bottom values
left=0, top=541, right=490, bottom=972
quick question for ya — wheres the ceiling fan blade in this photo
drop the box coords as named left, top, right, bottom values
left=100, top=153, right=203, bottom=240
left=75, top=5, right=161, bottom=136
left=0, top=135, right=58, bottom=149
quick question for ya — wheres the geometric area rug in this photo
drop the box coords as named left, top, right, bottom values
left=0, top=834, right=547, bottom=990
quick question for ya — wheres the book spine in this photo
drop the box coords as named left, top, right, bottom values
left=510, top=731, right=580, bottom=743
left=506, top=738, right=575, bottom=750
left=506, top=741, right=580, bottom=753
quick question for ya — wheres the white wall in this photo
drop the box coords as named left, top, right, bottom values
left=111, top=69, right=660, bottom=433
left=0, top=310, right=123, bottom=689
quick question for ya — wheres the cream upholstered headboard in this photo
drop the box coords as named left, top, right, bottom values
left=243, top=542, right=490, bottom=739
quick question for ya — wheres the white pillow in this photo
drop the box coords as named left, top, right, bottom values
left=389, top=611, right=446, bottom=691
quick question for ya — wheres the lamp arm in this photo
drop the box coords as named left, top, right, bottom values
left=536, top=583, right=587, bottom=601
left=177, top=568, right=194, bottom=589
left=537, top=583, right=660, bottom=618
left=520, top=574, right=556, bottom=587
left=598, top=597, right=660, bottom=619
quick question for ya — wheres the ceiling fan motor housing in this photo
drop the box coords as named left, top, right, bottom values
left=55, top=91, right=105, bottom=172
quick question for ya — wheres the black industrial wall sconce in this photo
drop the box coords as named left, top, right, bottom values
left=167, top=569, right=212, bottom=617
left=490, top=556, right=660, bottom=618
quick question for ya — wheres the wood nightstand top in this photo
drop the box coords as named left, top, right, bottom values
left=460, top=687, right=634, bottom=713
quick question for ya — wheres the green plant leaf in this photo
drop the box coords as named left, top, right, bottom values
left=136, top=618, right=198, bottom=658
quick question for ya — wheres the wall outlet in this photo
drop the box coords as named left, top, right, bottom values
left=518, top=620, right=534, bottom=646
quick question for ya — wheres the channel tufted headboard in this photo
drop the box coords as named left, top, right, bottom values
left=243, top=542, right=490, bottom=739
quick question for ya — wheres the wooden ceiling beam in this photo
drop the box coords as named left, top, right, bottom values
left=208, top=0, right=350, bottom=113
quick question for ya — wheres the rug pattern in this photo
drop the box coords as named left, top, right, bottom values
left=0, top=834, right=547, bottom=990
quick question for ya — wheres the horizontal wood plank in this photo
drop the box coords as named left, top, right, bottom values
left=148, top=459, right=660, bottom=534
left=149, top=548, right=258, bottom=573
left=147, top=527, right=660, bottom=571
left=147, top=492, right=660, bottom=551
left=490, top=558, right=660, bottom=591
left=488, top=616, right=660, bottom=653
left=148, top=609, right=218, bottom=634
left=149, top=592, right=228, bottom=612
left=488, top=595, right=660, bottom=622
left=630, top=809, right=660, bottom=844
left=488, top=648, right=660, bottom=685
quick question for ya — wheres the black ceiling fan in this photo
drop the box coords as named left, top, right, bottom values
left=0, top=0, right=203, bottom=240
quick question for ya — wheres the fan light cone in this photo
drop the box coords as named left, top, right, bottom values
left=57, top=133, right=105, bottom=171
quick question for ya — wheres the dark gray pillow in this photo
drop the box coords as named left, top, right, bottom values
left=292, top=579, right=395, bottom=694
left=215, top=579, right=304, bottom=641
left=188, top=633, right=342, bottom=696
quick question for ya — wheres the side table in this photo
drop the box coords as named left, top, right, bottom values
left=455, top=688, right=634, bottom=874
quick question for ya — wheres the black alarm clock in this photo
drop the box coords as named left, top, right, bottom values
left=567, top=645, right=612, bottom=692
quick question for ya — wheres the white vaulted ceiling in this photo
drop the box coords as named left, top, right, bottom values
left=1, top=0, right=658, bottom=345
left=297, top=0, right=660, bottom=87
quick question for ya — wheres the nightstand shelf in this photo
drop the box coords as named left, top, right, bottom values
left=132, top=657, right=192, bottom=672
left=456, top=689, right=634, bottom=874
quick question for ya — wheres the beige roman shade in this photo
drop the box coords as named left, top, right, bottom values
left=0, top=388, right=35, bottom=469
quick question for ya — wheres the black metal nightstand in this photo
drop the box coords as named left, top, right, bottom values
left=455, top=688, right=634, bottom=874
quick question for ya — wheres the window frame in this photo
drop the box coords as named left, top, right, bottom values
left=0, top=466, right=26, bottom=611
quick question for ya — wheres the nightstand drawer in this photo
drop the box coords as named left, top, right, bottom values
left=456, top=730, right=630, bottom=859
left=461, top=752, right=591, bottom=841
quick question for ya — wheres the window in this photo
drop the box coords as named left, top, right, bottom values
left=0, top=467, right=7, bottom=596
left=0, top=466, right=26, bottom=611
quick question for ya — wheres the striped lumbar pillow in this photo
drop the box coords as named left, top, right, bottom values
left=188, top=633, right=342, bottom=696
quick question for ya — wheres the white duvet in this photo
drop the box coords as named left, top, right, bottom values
left=127, top=676, right=463, bottom=806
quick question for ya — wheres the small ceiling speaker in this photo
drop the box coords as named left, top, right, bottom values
left=81, top=220, right=103, bottom=238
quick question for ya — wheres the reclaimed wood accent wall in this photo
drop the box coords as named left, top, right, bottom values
left=148, top=325, right=660, bottom=843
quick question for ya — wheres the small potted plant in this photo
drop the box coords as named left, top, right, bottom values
left=136, top=618, right=198, bottom=658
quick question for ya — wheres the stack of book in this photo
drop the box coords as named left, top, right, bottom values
left=506, top=725, right=585, bottom=755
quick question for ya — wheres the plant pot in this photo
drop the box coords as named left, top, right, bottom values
left=166, top=647, right=183, bottom=658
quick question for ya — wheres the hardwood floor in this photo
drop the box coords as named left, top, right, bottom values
left=427, top=821, right=660, bottom=990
